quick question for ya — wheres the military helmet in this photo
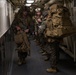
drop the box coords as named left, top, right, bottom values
left=35, top=8, right=41, bottom=12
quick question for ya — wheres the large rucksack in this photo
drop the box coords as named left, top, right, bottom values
left=45, top=4, right=76, bottom=38
left=14, top=31, right=23, bottom=44
left=14, top=31, right=30, bottom=53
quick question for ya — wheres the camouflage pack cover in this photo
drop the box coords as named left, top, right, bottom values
left=14, top=31, right=30, bottom=52
left=45, top=3, right=76, bottom=38
left=14, top=31, right=23, bottom=44
left=46, top=0, right=63, bottom=6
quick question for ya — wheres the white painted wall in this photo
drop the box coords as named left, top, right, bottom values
left=8, top=3, right=15, bottom=25
left=0, top=0, right=9, bottom=37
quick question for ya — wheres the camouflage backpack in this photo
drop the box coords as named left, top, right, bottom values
left=45, top=4, right=76, bottom=38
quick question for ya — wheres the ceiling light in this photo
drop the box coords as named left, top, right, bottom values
left=25, top=3, right=31, bottom=6
left=26, top=0, right=34, bottom=3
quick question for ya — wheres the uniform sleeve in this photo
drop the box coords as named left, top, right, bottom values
left=19, top=22, right=27, bottom=30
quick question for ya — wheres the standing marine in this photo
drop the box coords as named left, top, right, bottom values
left=44, top=0, right=76, bottom=73
left=12, top=6, right=31, bottom=65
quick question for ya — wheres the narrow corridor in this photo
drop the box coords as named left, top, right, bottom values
left=10, top=40, right=76, bottom=75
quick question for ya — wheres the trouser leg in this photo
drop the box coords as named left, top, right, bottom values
left=50, top=41, right=60, bottom=69
left=18, top=51, right=27, bottom=65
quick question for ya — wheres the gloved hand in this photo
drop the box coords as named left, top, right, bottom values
left=16, top=26, right=21, bottom=30
left=25, top=29, right=29, bottom=33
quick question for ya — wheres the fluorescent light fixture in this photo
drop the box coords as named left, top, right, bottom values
left=26, top=0, right=34, bottom=3
left=25, top=3, right=31, bottom=6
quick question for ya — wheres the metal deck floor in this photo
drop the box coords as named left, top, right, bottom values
left=10, top=41, right=76, bottom=75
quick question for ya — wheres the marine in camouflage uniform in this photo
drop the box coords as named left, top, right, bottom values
left=38, top=12, right=47, bottom=54
left=12, top=6, right=31, bottom=65
left=33, top=9, right=43, bottom=44
left=44, top=0, right=76, bottom=73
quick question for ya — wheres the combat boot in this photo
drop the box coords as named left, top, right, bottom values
left=42, top=52, right=47, bottom=56
left=46, top=68, right=57, bottom=73
left=22, top=59, right=26, bottom=64
left=39, top=50, right=44, bottom=53
left=44, top=57, right=50, bottom=61
left=18, top=59, right=22, bottom=65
